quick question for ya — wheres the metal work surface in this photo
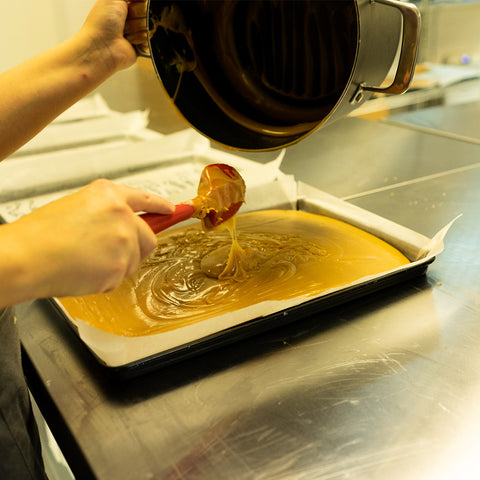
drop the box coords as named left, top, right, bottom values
left=18, top=115, right=480, bottom=479
left=385, top=99, right=480, bottom=144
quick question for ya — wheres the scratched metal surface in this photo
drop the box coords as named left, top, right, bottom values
left=17, top=114, right=480, bottom=479
left=385, top=100, right=480, bottom=144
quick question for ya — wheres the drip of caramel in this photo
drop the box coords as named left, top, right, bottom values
left=200, top=216, right=248, bottom=281
left=59, top=210, right=410, bottom=337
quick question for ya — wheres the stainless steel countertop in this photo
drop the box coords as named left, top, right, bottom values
left=18, top=113, right=480, bottom=479
left=385, top=99, right=480, bottom=145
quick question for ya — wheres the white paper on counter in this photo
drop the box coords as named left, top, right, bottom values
left=9, top=93, right=156, bottom=158
left=10, top=111, right=154, bottom=158
left=62, top=179, right=457, bottom=368
left=0, top=128, right=211, bottom=205
left=0, top=147, right=289, bottom=220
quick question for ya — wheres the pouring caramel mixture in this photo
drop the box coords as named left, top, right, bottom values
left=59, top=210, right=410, bottom=337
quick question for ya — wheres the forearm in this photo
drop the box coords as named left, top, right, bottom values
left=0, top=31, right=119, bottom=160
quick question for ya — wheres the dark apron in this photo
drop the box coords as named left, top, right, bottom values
left=0, top=307, right=47, bottom=479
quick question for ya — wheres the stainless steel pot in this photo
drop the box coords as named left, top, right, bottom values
left=141, top=0, right=420, bottom=151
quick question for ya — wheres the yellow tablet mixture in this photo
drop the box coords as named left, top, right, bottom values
left=58, top=210, right=409, bottom=337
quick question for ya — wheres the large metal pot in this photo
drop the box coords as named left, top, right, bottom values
left=141, top=0, right=420, bottom=151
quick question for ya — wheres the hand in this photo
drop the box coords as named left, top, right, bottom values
left=80, top=0, right=148, bottom=72
left=124, top=1, right=149, bottom=49
left=4, top=179, right=174, bottom=302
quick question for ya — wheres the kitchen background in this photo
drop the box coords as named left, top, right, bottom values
left=2, top=0, right=480, bottom=135
left=1, top=1, right=480, bottom=479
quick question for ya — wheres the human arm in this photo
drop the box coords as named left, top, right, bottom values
left=0, top=179, right=174, bottom=308
left=0, top=0, right=148, bottom=160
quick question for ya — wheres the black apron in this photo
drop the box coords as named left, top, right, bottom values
left=0, top=307, right=47, bottom=479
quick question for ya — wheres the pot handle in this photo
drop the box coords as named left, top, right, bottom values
left=362, top=0, right=421, bottom=95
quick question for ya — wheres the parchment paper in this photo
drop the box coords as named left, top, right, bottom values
left=58, top=178, right=457, bottom=368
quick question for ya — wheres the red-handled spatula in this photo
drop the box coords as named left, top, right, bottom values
left=140, top=163, right=246, bottom=233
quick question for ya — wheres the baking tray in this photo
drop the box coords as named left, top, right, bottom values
left=50, top=184, right=452, bottom=380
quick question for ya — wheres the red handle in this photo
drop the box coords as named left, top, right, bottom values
left=140, top=203, right=196, bottom=234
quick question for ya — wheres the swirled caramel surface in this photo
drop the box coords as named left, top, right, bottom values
left=59, top=210, right=409, bottom=337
